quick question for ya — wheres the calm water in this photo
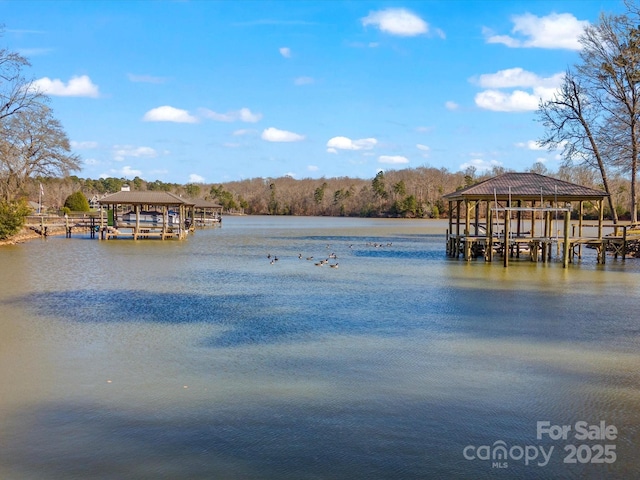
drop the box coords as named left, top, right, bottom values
left=1, top=216, right=639, bottom=479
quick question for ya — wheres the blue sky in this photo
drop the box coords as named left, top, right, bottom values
left=2, top=0, right=627, bottom=184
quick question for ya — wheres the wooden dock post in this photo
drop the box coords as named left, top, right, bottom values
left=503, top=210, right=510, bottom=267
left=486, top=202, right=493, bottom=262
left=563, top=209, right=571, bottom=268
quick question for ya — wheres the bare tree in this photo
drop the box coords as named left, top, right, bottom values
left=579, top=12, right=640, bottom=221
left=537, top=70, right=618, bottom=222
left=0, top=33, right=43, bottom=121
left=0, top=104, right=80, bottom=201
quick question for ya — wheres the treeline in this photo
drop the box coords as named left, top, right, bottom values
left=22, top=162, right=638, bottom=219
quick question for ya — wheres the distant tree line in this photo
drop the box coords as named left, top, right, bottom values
left=19, top=161, right=638, bottom=221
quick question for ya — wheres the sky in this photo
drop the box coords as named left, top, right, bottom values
left=1, top=0, right=629, bottom=184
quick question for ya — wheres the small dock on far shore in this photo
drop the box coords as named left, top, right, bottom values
left=24, top=191, right=223, bottom=241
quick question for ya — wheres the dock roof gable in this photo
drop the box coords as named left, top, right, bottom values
left=444, top=172, right=608, bottom=202
left=97, top=191, right=195, bottom=206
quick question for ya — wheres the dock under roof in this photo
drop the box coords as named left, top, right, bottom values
left=97, top=191, right=195, bottom=240
left=442, top=172, right=620, bottom=267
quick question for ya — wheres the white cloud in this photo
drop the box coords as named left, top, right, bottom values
left=238, top=108, right=262, bottom=122
left=346, top=41, right=380, bottom=48
left=307, top=165, right=319, bottom=171
left=113, top=145, right=158, bottom=161
left=188, top=174, right=205, bottom=183
left=475, top=68, right=563, bottom=89
left=362, top=8, right=429, bottom=37
left=71, top=140, right=99, bottom=149
left=200, top=107, right=262, bottom=123
left=460, top=158, right=502, bottom=172
left=294, top=76, right=315, bottom=86
left=233, top=129, right=252, bottom=136
left=261, top=127, right=305, bottom=142
left=279, top=47, right=291, bottom=58
left=516, top=140, right=545, bottom=150
left=416, top=144, right=430, bottom=157
left=84, top=158, right=99, bottom=166
left=473, top=69, right=563, bottom=112
left=484, top=13, right=589, bottom=51
left=326, top=136, right=377, bottom=152
left=379, top=155, right=409, bottom=164
left=475, top=89, right=542, bottom=112
left=445, top=101, right=459, bottom=110
left=143, top=105, right=198, bottom=123
left=127, top=73, right=168, bottom=84
left=119, top=165, right=142, bottom=178
left=32, top=74, right=99, bottom=97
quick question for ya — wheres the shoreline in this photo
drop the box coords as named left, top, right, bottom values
left=0, top=226, right=67, bottom=247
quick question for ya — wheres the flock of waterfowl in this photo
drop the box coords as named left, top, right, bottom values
left=266, top=241, right=393, bottom=269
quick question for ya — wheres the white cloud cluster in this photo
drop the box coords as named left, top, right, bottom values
left=261, top=127, right=305, bottom=142
left=200, top=107, right=262, bottom=123
left=32, top=74, right=99, bottom=97
left=100, top=166, right=144, bottom=178
left=460, top=158, right=502, bottom=172
left=473, top=68, right=564, bottom=112
left=113, top=145, right=158, bottom=161
left=143, top=106, right=198, bottom=123
left=188, top=173, right=205, bottom=183
left=120, top=165, right=142, bottom=177
left=476, top=68, right=563, bottom=90
left=361, top=8, right=428, bottom=37
left=326, top=136, right=377, bottom=153
left=416, top=144, right=430, bottom=158
left=379, top=155, right=409, bottom=165
left=515, top=140, right=546, bottom=151
left=484, top=13, right=588, bottom=51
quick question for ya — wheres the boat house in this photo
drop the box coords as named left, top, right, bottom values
left=443, top=172, right=618, bottom=267
left=192, top=199, right=223, bottom=227
left=97, top=191, right=195, bottom=240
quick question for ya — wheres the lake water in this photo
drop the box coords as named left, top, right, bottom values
left=0, top=216, right=639, bottom=479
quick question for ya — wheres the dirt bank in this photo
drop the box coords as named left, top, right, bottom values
left=0, top=226, right=67, bottom=246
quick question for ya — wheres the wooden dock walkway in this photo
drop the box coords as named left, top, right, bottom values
left=447, top=222, right=640, bottom=266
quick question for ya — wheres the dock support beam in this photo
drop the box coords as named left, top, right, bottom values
left=503, top=210, right=510, bottom=268
left=563, top=209, right=571, bottom=268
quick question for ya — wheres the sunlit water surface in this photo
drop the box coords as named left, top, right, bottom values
left=1, top=216, right=639, bottom=479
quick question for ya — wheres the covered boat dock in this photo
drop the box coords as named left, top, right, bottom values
left=97, top=191, right=195, bottom=240
left=443, top=172, right=626, bottom=267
